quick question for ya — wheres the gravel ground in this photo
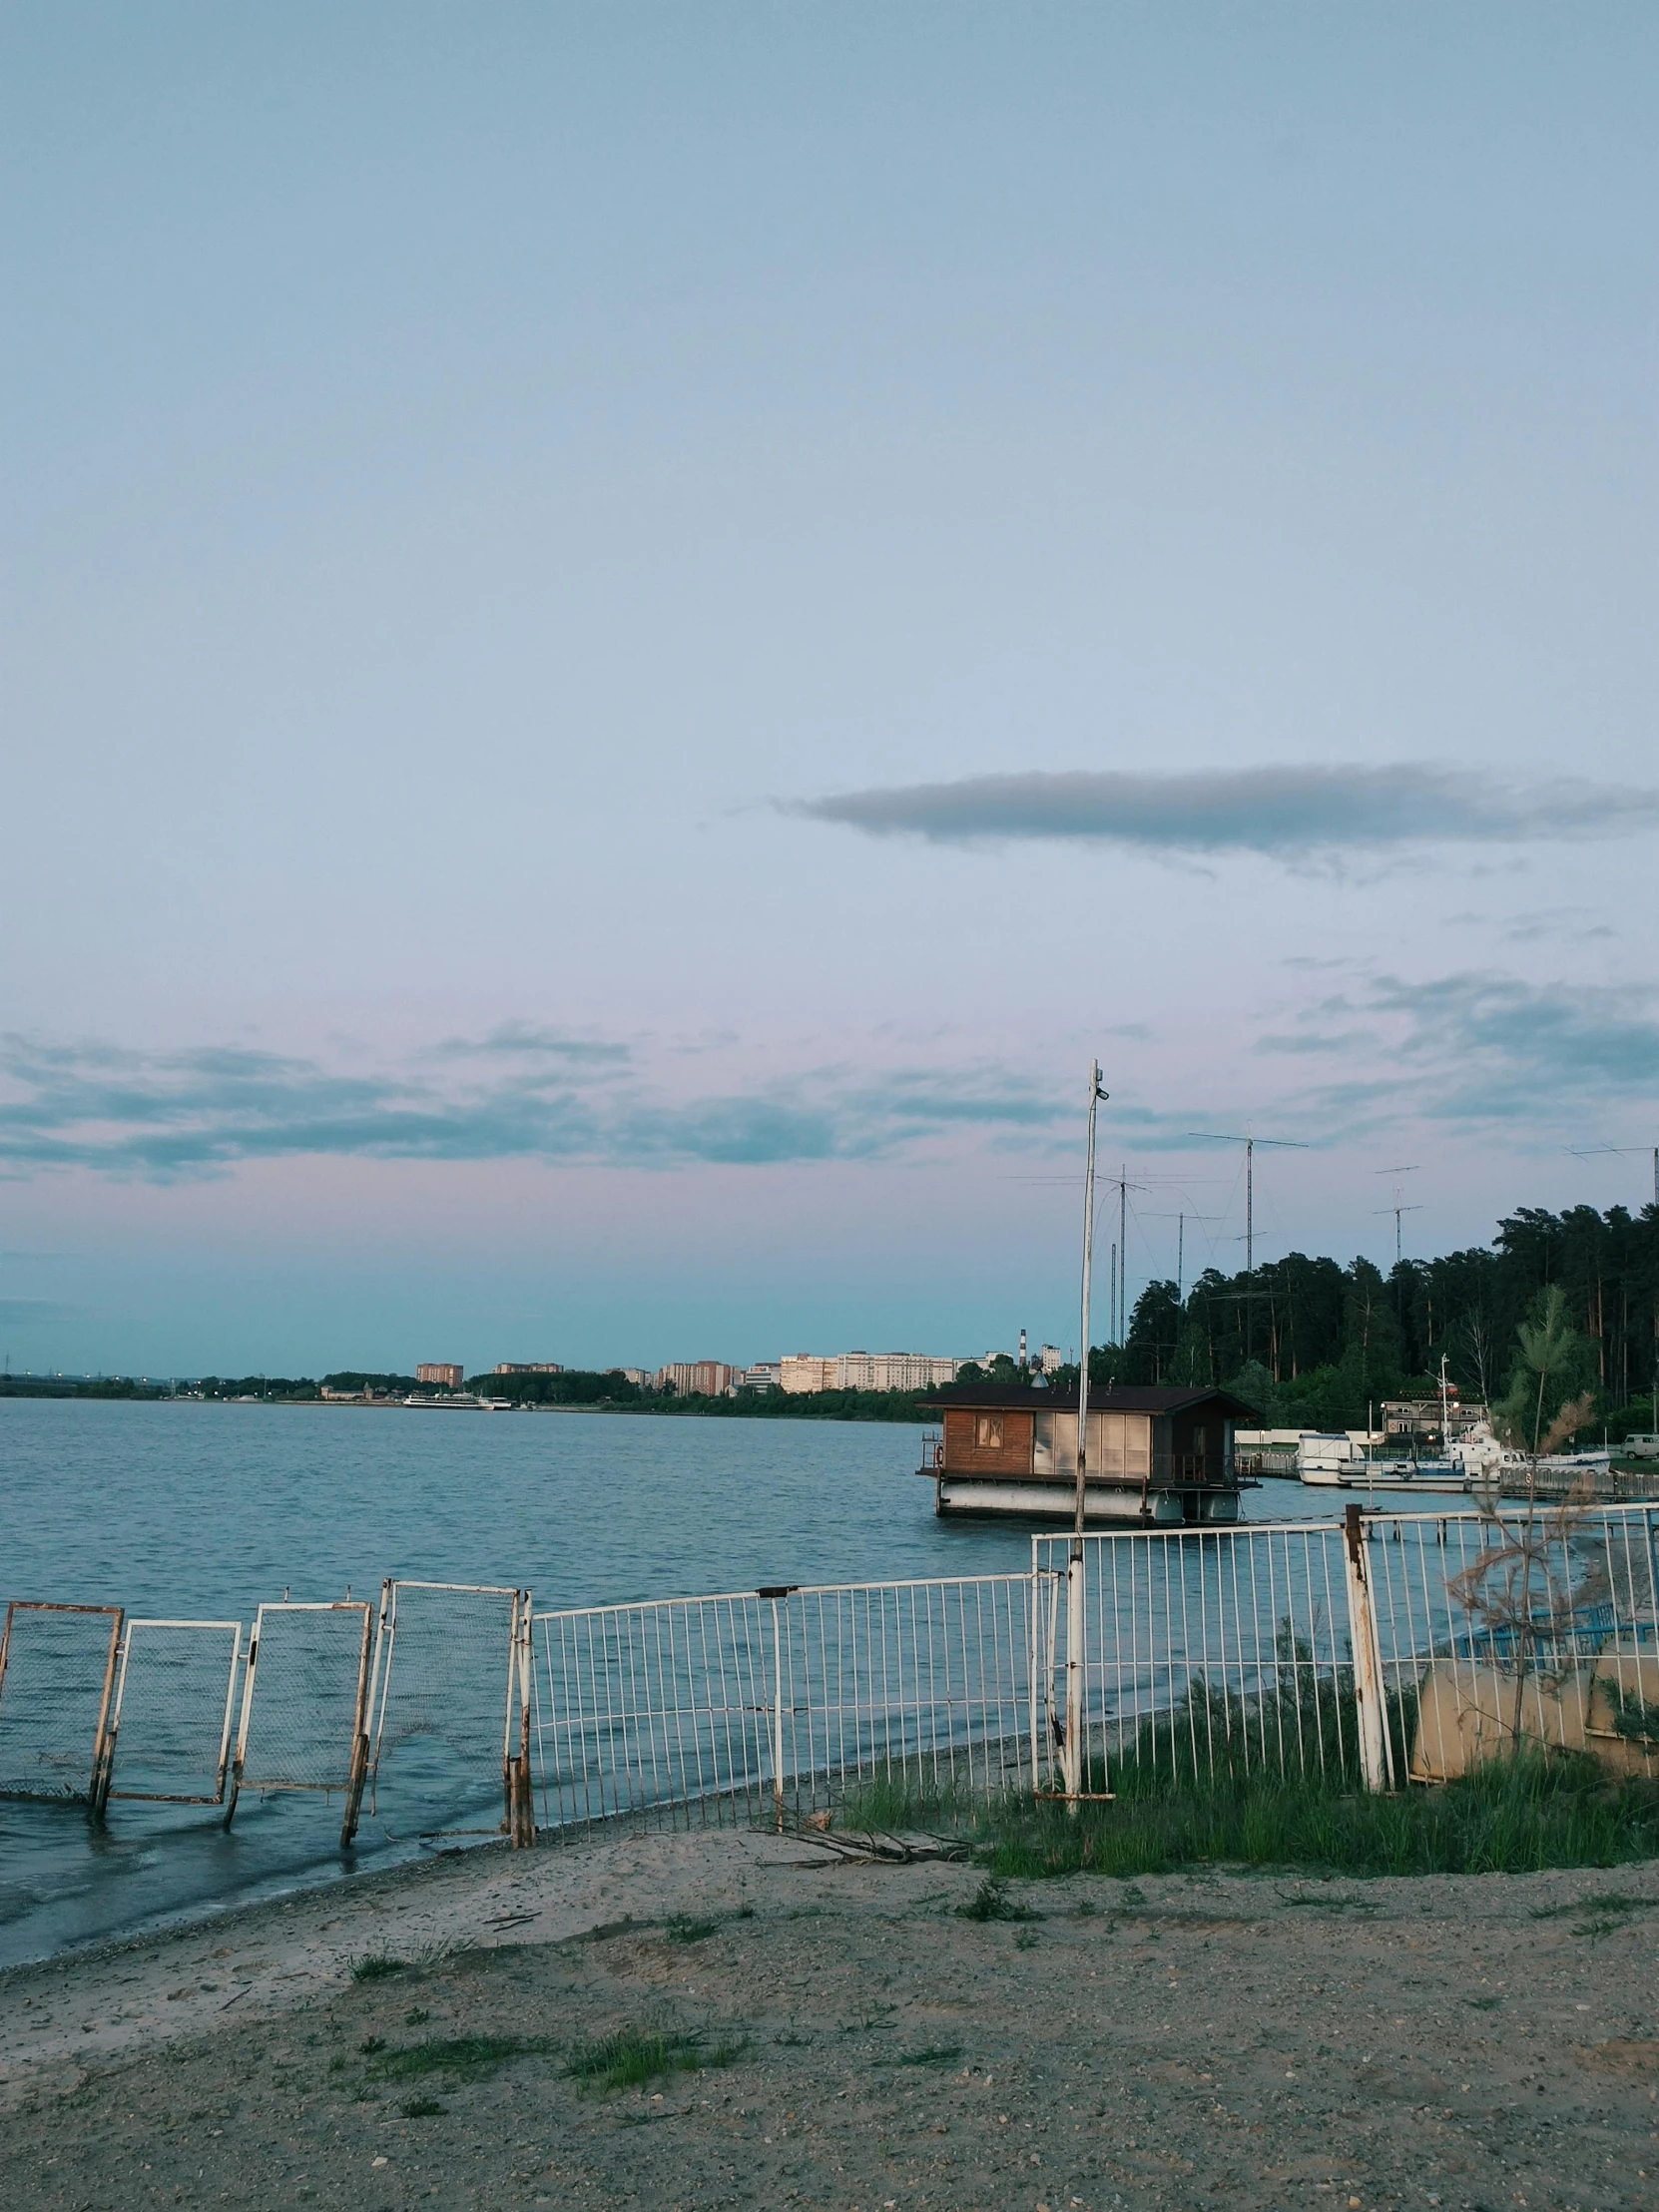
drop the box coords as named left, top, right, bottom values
left=2, top=1829, right=1657, bottom=2209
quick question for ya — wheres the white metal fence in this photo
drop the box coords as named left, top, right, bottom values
left=1032, top=1521, right=1360, bottom=1794
left=532, top=1574, right=1033, bottom=1836
left=4, top=1502, right=1655, bottom=1841
left=1366, top=1501, right=1659, bottom=1787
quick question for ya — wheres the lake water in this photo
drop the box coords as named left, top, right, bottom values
left=0, top=1398, right=1351, bottom=1967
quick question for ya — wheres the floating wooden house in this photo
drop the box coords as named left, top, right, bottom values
left=918, top=1383, right=1260, bottom=1527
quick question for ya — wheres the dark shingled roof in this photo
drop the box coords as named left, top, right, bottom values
left=919, top=1382, right=1262, bottom=1420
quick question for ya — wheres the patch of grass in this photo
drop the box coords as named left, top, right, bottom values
left=371, top=2035, right=547, bottom=2083
left=563, top=2024, right=743, bottom=2095
left=397, top=2095, right=443, bottom=2118
left=896, top=2043, right=963, bottom=2067
left=955, top=1877, right=1039, bottom=1923
left=774, top=2028, right=814, bottom=2047
left=864, top=1751, right=1659, bottom=1883
left=403, top=2008, right=428, bottom=2026
left=666, top=1915, right=722, bottom=1944
left=357, top=2036, right=386, bottom=2055
left=348, top=1952, right=406, bottom=1982
left=1280, top=1892, right=1380, bottom=1911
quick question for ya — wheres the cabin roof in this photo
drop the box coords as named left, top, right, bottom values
left=921, top=1383, right=1262, bottom=1420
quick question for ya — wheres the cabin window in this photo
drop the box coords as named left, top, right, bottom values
left=975, top=1414, right=1004, bottom=1449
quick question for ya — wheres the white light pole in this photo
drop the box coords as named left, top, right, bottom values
left=1066, top=1059, right=1108, bottom=1804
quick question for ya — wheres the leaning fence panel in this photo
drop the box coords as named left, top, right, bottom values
left=368, top=1582, right=527, bottom=1835
left=1362, top=1501, right=1659, bottom=1785
left=0, top=1602, right=123, bottom=1804
left=234, top=1601, right=372, bottom=1795
left=1033, top=1525, right=1357, bottom=1793
left=104, top=1620, right=242, bottom=1805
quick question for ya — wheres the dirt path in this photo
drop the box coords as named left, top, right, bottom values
left=2, top=1831, right=1656, bottom=2209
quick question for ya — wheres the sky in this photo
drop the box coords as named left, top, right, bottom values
left=2, top=3, right=1656, bottom=1377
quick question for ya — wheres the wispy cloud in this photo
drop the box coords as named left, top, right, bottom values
left=0, top=1032, right=1067, bottom=1180
left=1260, top=970, right=1659, bottom=1137
left=789, top=764, right=1659, bottom=860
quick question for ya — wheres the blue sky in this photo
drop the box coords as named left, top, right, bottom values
left=2, top=4, right=1655, bottom=1375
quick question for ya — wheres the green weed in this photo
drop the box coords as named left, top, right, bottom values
left=562, top=2025, right=743, bottom=2094
left=666, top=1916, right=722, bottom=1944
left=955, top=1877, right=1039, bottom=1923
left=896, top=2043, right=963, bottom=2067
left=371, top=2035, right=546, bottom=2083
left=397, top=2095, right=443, bottom=2118
left=348, top=1953, right=405, bottom=1982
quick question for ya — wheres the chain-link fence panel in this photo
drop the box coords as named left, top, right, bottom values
left=235, top=1601, right=371, bottom=1794
left=368, top=1583, right=528, bottom=1834
left=106, top=1620, right=242, bottom=1805
left=0, top=1602, right=123, bottom=1802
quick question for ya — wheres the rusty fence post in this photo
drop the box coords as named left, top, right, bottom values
left=338, top=1599, right=377, bottom=1849
left=1342, top=1502, right=1389, bottom=1792
left=504, top=1590, right=536, bottom=1849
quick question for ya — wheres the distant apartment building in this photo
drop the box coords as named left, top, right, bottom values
left=780, top=1355, right=837, bottom=1393
left=656, top=1361, right=739, bottom=1397
left=782, top=1352, right=962, bottom=1393
left=415, top=1362, right=464, bottom=1389
left=1037, top=1344, right=1065, bottom=1375
left=618, top=1369, right=652, bottom=1388
left=738, top=1362, right=782, bottom=1391
left=493, top=1362, right=563, bottom=1376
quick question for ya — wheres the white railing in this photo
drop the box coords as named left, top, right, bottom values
left=4, top=1504, right=1655, bottom=1840
left=1032, top=1522, right=1358, bottom=1793
left=1363, top=1500, right=1659, bottom=1786
left=531, top=1573, right=1033, bottom=1836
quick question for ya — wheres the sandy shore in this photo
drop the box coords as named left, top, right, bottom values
left=2, top=1826, right=1656, bottom=2208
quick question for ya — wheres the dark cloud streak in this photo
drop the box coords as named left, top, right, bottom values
left=791, top=764, right=1659, bottom=857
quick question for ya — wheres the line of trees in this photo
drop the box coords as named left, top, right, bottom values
left=1103, top=1200, right=1659, bottom=1438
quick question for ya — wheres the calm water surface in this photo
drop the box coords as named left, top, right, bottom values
left=0, top=1398, right=1350, bottom=1966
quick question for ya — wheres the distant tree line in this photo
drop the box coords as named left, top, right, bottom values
left=1087, top=1199, right=1659, bottom=1439
left=200, top=1376, right=322, bottom=1398
left=466, top=1368, right=643, bottom=1405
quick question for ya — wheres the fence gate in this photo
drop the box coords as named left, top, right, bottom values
left=230, top=1600, right=373, bottom=1842
left=366, top=1581, right=533, bottom=1845
left=103, top=1619, right=244, bottom=1807
left=0, top=1601, right=124, bottom=1807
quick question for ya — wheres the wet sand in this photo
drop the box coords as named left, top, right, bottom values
left=2, top=1827, right=1656, bottom=2209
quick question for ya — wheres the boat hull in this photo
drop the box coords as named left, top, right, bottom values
left=934, top=1474, right=1240, bottom=1527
